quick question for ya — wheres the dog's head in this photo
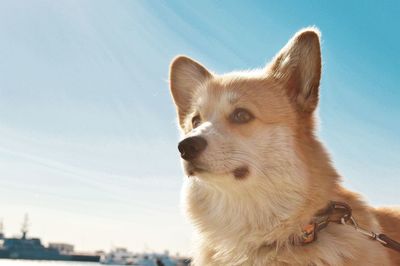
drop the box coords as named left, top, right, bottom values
left=169, top=28, right=322, bottom=205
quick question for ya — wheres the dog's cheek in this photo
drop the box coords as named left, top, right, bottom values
left=246, top=126, right=296, bottom=170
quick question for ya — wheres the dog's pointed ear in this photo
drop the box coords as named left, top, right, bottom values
left=268, top=28, right=322, bottom=113
left=169, top=56, right=212, bottom=127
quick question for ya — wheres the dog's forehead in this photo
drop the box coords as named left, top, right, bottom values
left=194, top=74, right=272, bottom=110
left=194, top=81, right=242, bottom=114
left=191, top=74, right=296, bottom=125
left=198, top=87, right=240, bottom=106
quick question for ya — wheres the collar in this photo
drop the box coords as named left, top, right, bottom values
left=300, top=201, right=352, bottom=244
left=271, top=201, right=400, bottom=254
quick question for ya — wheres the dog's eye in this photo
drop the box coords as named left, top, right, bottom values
left=192, top=115, right=201, bottom=128
left=230, top=108, right=254, bottom=124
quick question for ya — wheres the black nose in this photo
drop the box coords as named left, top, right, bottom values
left=178, top=136, right=208, bottom=161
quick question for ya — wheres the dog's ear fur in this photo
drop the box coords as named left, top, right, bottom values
left=169, top=56, right=212, bottom=127
left=268, top=28, right=322, bottom=113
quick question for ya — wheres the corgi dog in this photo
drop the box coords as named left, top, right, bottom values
left=169, top=28, right=400, bottom=265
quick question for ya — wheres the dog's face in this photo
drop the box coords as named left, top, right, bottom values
left=174, top=73, right=299, bottom=181
left=169, top=29, right=322, bottom=214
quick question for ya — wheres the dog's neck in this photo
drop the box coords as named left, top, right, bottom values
left=184, top=174, right=336, bottom=249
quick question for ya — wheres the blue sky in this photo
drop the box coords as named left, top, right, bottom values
left=0, top=0, right=399, bottom=255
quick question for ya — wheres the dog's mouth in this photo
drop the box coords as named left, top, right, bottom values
left=184, top=161, right=250, bottom=180
left=184, top=162, right=207, bottom=177
left=232, top=166, right=250, bottom=180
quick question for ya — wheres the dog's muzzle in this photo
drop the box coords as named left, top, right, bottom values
left=178, top=136, right=207, bottom=161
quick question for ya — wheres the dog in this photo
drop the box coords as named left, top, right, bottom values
left=169, top=27, right=400, bottom=265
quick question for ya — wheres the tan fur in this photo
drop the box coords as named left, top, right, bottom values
left=169, top=27, right=400, bottom=265
left=375, top=208, right=400, bottom=265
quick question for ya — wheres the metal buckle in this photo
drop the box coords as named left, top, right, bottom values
left=342, top=215, right=388, bottom=245
left=330, top=201, right=352, bottom=224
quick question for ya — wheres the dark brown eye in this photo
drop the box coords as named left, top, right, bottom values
left=192, top=115, right=201, bottom=128
left=230, top=108, right=254, bottom=124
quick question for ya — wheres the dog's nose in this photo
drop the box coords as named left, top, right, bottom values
left=178, top=136, right=208, bottom=161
